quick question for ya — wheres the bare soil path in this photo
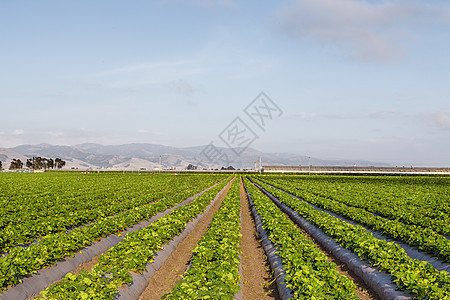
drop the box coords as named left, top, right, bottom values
left=239, top=178, right=280, bottom=300
left=138, top=180, right=233, bottom=300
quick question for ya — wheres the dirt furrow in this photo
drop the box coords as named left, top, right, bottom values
left=137, top=180, right=233, bottom=300
left=239, top=178, right=280, bottom=300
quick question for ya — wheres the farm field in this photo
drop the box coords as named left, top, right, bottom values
left=0, top=172, right=449, bottom=299
left=249, top=175, right=450, bottom=299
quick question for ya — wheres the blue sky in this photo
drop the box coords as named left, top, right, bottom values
left=1, top=0, right=449, bottom=166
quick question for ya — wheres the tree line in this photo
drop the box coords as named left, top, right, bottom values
left=1, top=157, right=66, bottom=170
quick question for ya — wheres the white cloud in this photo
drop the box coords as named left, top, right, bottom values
left=12, top=129, right=24, bottom=135
left=277, top=0, right=450, bottom=62
left=429, top=111, right=450, bottom=128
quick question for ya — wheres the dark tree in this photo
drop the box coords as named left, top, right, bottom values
left=186, top=164, right=197, bottom=170
left=55, top=158, right=66, bottom=169
left=0, top=161, right=2, bottom=170
left=26, top=158, right=33, bottom=169
left=36, top=157, right=44, bottom=169
left=27, top=157, right=61, bottom=169
left=9, top=159, right=23, bottom=170
left=48, top=158, right=54, bottom=169
left=31, top=157, right=43, bottom=169
left=42, top=158, right=49, bottom=169
left=221, top=166, right=235, bottom=170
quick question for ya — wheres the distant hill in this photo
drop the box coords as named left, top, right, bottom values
left=0, top=148, right=29, bottom=169
left=0, top=143, right=391, bottom=170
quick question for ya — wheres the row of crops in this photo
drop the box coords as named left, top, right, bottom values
left=253, top=176, right=450, bottom=262
left=243, top=177, right=359, bottom=298
left=164, top=178, right=241, bottom=299
left=39, top=179, right=238, bottom=299
left=0, top=172, right=228, bottom=294
left=36, top=177, right=243, bottom=299
left=256, top=175, right=450, bottom=234
left=0, top=172, right=226, bottom=251
left=246, top=175, right=450, bottom=299
left=1, top=172, right=450, bottom=299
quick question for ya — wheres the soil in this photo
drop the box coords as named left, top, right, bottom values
left=239, top=178, right=280, bottom=300
left=138, top=180, right=233, bottom=300
left=73, top=254, right=100, bottom=275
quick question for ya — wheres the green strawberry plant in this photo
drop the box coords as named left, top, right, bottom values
left=254, top=178, right=450, bottom=299
left=38, top=179, right=231, bottom=299
left=256, top=175, right=450, bottom=235
left=164, top=178, right=241, bottom=299
left=244, top=178, right=359, bottom=299
left=0, top=174, right=227, bottom=292
left=255, top=177, right=450, bottom=262
left=0, top=173, right=226, bottom=252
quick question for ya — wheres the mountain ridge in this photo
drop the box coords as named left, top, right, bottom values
left=0, top=143, right=391, bottom=170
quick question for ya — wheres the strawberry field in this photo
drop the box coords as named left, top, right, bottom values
left=249, top=175, right=450, bottom=299
left=0, top=172, right=449, bottom=299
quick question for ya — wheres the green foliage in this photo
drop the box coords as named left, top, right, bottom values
left=258, top=175, right=450, bottom=234
left=0, top=173, right=223, bottom=251
left=0, top=173, right=226, bottom=292
left=254, top=177, right=450, bottom=299
left=164, top=178, right=241, bottom=299
left=38, top=179, right=231, bottom=299
left=39, top=271, right=117, bottom=300
left=255, top=176, right=450, bottom=262
left=244, top=178, right=358, bottom=299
